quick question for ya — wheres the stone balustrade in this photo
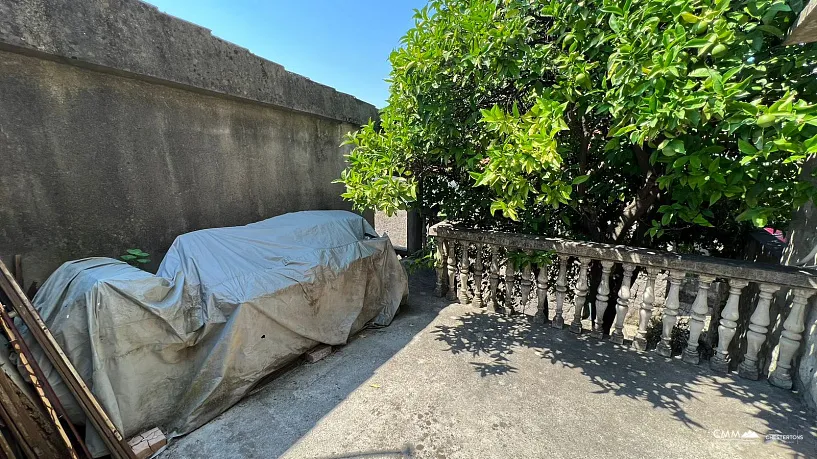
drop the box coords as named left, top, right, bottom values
left=429, top=221, right=817, bottom=390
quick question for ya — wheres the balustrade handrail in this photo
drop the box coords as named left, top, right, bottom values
left=429, top=221, right=817, bottom=290
left=428, top=220, right=817, bottom=391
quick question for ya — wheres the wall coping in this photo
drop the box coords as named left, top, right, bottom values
left=0, top=0, right=379, bottom=125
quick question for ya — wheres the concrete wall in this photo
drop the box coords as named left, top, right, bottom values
left=0, top=0, right=378, bottom=285
left=782, top=157, right=817, bottom=410
left=786, top=0, right=817, bottom=44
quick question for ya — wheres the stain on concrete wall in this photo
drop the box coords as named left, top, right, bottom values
left=0, top=0, right=379, bottom=285
left=0, top=49, right=366, bottom=283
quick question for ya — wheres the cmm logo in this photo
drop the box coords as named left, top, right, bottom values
left=712, top=429, right=761, bottom=440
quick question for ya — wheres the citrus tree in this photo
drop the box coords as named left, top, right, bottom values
left=338, top=0, right=817, bottom=254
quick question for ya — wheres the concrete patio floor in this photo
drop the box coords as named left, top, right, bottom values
left=160, top=271, right=817, bottom=459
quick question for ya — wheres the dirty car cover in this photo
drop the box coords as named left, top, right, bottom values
left=18, top=211, right=407, bottom=456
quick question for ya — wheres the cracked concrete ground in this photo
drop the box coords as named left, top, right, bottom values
left=160, top=272, right=816, bottom=459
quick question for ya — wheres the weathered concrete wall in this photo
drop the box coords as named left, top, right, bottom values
left=786, top=0, right=817, bottom=45
left=0, top=0, right=376, bottom=124
left=783, top=157, right=817, bottom=410
left=0, top=0, right=378, bottom=285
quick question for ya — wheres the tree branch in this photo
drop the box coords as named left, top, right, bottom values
left=607, top=172, right=660, bottom=243
left=632, top=144, right=653, bottom=176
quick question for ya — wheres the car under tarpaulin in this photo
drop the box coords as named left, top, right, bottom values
left=16, top=210, right=408, bottom=457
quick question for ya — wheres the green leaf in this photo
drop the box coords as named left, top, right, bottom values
left=662, top=139, right=686, bottom=157
left=756, top=25, right=784, bottom=39
left=805, top=134, right=817, bottom=153
left=120, top=255, right=137, bottom=261
left=572, top=175, right=591, bottom=185
left=680, top=12, right=700, bottom=23
left=738, top=139, right=757, bottom=155
left=689, top=68, right=711, bottom=78
left=686, top=38, right=711, bottom=48
left=489, top=201, right=505, bottom=216
left=600, top=5, right=624, bottom=15
left=693, top=214, right=713, bottom=227
left=604, top=139, right=620, bottom=151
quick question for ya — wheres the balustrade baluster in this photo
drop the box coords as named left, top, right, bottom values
left=633, top=268, right=659, bottom=350
left=488, top=245, right=500, bottom=312
left=739, top=283, right=782, bottom=379
left=569, top=257, right=591, bottom=334
left=657, top=271, right=684, bottom=357
left=770, top=289, right=813, bottom=389
left=535, top=262, right=549, bottom=325
left=505, top=257, right=516, bottom=315
left=458, top=243, right=470, bottom=304
left=591, top=260, right=615, bottom=339
left=710, top=279, right=749, bottom=372
left=472, top=243, right=485, bottom=308
left=682, top=275, right=715, bottom=364
left=446, top=240, right=457, bottom=301
left=434, top=238, right=448, bottom=297
left=610, top=263, right=635, bottom=344
left=552, top=256, right=568, bottom=329
left=519, top=252, right=533, bottom=315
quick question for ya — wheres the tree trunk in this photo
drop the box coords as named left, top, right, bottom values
left=608, top=173, right=660, bottom=243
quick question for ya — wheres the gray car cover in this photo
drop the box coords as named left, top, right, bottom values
left=16, top=211, right=407, bottom=456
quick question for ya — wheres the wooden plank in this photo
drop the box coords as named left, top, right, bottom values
left=0, top=360, right=67, bottom=459
left=0, top=308, right=80, bottom=459
left=0, top=395, right=36, bottom=459
left=12, top=256, right=22, bottom=289
left=0, top=259, right=136, bottom=459
left=0, top=429, right=15, bottom=459
left=25, top=281, right=39, bottom=301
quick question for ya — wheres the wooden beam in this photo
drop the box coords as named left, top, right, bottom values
left=25, top=281, right=39, bottom=301
left=12, top=256, right=22, bottom=289
left=1, top=307, right=82, bottom=459
left=0, top=430, right=15, bottom=459
left=0, top=360, right=67, bottom=459
left=0, top=259, right=136, bottom=459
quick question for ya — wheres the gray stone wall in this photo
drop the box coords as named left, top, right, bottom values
left=783, top=157, right=817, bottom=410
left=0, top=0, right=378, bottom=285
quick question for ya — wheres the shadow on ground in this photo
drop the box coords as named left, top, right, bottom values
left=432, top=308, right=817, bottom=458
left=162, top=271, right=816, bottom=458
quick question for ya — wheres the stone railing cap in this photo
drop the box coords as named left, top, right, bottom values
left=430, top=221, right=817, bottom=291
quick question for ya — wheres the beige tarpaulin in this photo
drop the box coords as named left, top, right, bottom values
left=16, top=211, right=407, bottom=456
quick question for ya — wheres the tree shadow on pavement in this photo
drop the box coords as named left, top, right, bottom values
left=432, top=310, right=817, bottom=458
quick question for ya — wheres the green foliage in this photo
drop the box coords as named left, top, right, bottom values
left=120, top=248, right=150, bottom=268
left=404, top=245, right=437, bottom=274
left=338, top=0, right=817, bottom=252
